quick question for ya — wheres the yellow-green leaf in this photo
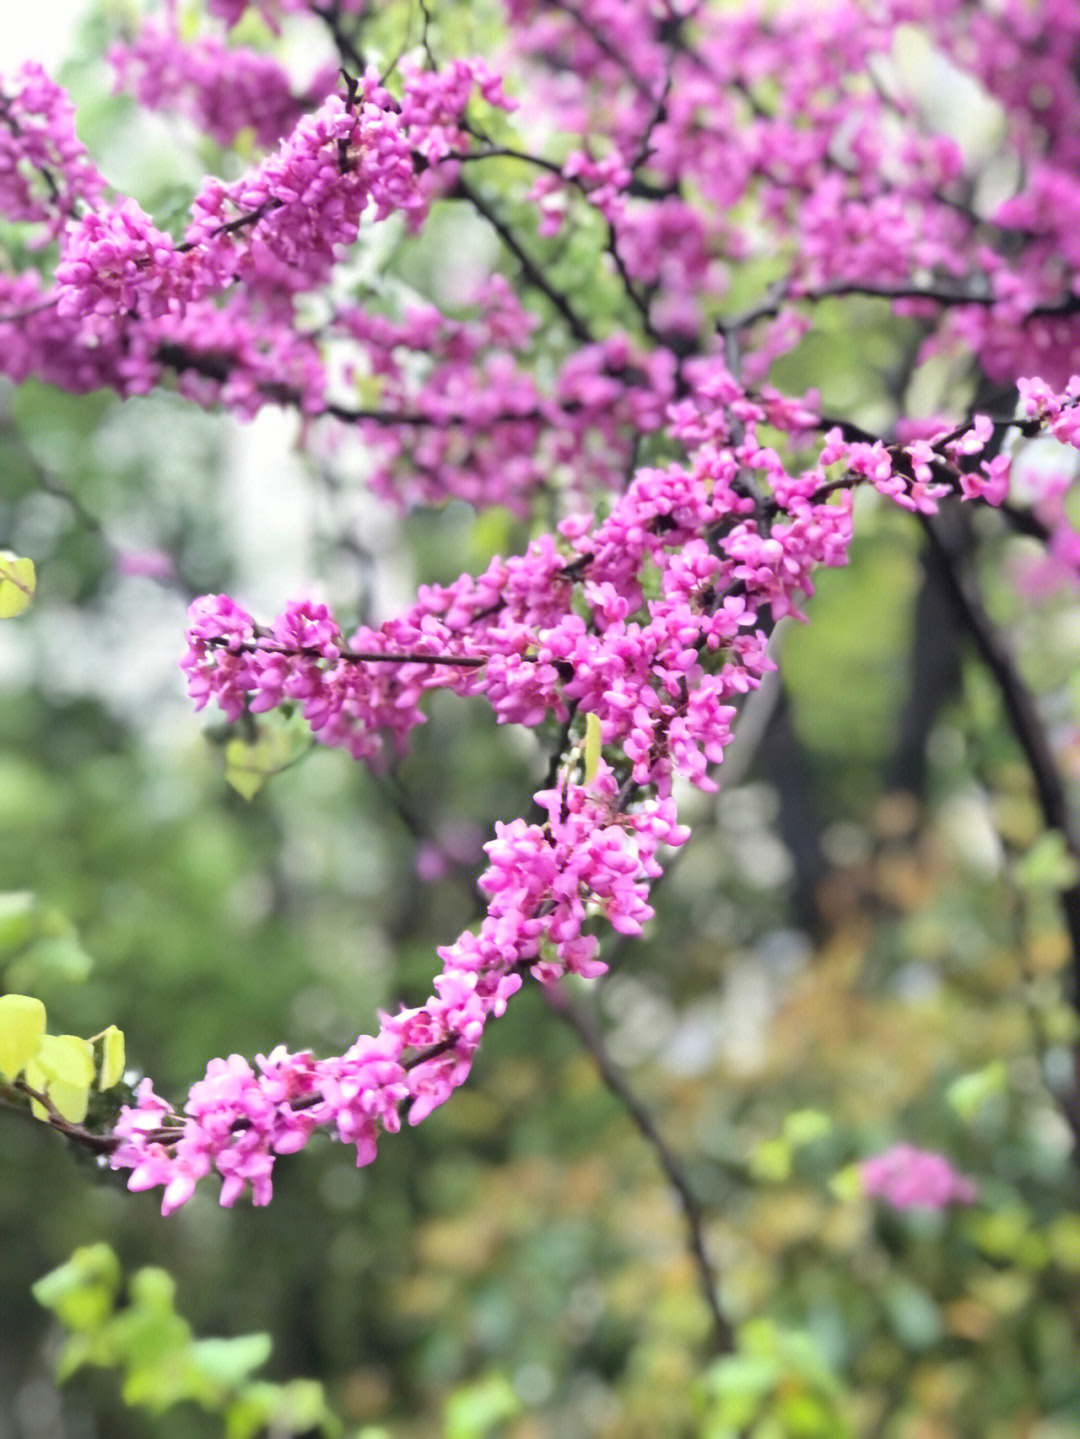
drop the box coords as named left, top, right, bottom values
left=35, top=1033, right=95, bottom=1088
left=1015, top=829, right=1080, bottom=892
left=749, top=1136, right=791, bottom=1182
left=444, top=1372, right=522, bottom=1439
left=44, top=1077, right=91, bottom=1124
left=25, top=1035, right=94, bottom=1122
left=32, top=1242, right=121, bottom=1331
left=947, top=1060, right=1008, bottom=1123
left=829, top=1163, right=863, bottom=1202
left=0, top=554, right=36, bottom=617
left=224, top=729, right=290, bottom=801
left=782, top=1108, right=834, bottom=1147
left=97, top=1025, right=126, bottom=1089
left=0, top=992, right=46, bottom=1080
left=23, top=1058, right=88, bottom=1121
left=583, top=711, right=602, bottom=785
left=24, top=1058, right=49, bottom=1118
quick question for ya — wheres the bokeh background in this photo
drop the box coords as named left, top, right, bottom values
left=3, top=5, right=1080, bottom=1437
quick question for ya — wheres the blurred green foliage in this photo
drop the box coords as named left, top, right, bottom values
left=33, top=1243, right=341, bottom=1438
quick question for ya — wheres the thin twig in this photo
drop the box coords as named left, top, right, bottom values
left=2, top=1082, right=117, bottom=1154
left=541, top=982, right=735, bottom=1356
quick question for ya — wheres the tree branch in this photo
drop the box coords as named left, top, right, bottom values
left=919, top=508, right=1080, bottom=1148
left=540, top=982, right=735, bottom=1357
left=451, top=174, right=595, bottom=346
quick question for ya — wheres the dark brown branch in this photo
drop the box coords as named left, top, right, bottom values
left=310, top=0, right=368, bottom=73
left=451, top=174, right=595, bottom=346
left=919, top=508, right=1080, bottom=1147
left=720, top=280, right=995, bottom=334
left=0, top=297, right=59, bottom=324
left=206, top=637, right=488, bottom=668
left=2, top=1081, right=117, bottom=1154
left=722, top=279, right=1080, bottom=336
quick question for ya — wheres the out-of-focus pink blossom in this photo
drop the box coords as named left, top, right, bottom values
left=861, top=1144, right=978, bottom=1211
left=115, top=548, right=176, bottom=581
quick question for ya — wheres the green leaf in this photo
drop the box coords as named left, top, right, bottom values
left=56, top=1332, right=105, bottom=1382
left=188, top=1333, right=273, bottom=1392
left=21, top=1032, right=96, bottom=1123
left=0, top=553, right=36, bottom=617
left=270, top=1378, right=337, bottom=1434
left=782, top=1108, right=834, bottom=1147
left=947, top=1060, right=1008, bottom=1122
left=1047, top=1214, right=1080, bottom=1271
left=703, top=1354, right=783, bottom=1400
left=228, top=1379, right=338, bottom=1439
left=0, top=892, right=94, bottom=985
left=223, top=721, right=302, bottom=800
left=1014, top=830, right=1080, bottom=892
left=444, top=1373, right=522, bottom=1439
left=0, top=992, right=46, bottom=1080
left=8, top=935, right=94, bottom=986
left=0, top=892, right=40, bottom=952
left=128, top=1266, right=179, bottom=1311
left=32, top=1244, right=121, bottom=1334
left=25, top=1047, right=92, bottom=1123
left=41, top=1077, right=91, bottom=1123
left=749, top=1136, right=791, bottom=1182
left=828, top=1162, right=863, bottom=1201
left=120, top=1356, right=197, bottom=1413
left=35, top=1032, right=95, bottom=1088
left=966, top=1205, right=1036, bottom=1263
left=223, top=1390, right=276, bottom=1439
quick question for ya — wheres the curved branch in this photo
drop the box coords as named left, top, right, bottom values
left=919, top=508, right=1080, bottom=1147
left=540, top=982, right=735, bottom=1357
left=451, top=175, right=595, bottom=346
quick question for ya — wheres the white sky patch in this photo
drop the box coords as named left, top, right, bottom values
left=0, top=0, right=88, bottom=74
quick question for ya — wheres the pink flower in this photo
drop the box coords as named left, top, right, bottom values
left=115, top=548, right=175, bottom=581
left=861, top=1144, right=977, bottom=1210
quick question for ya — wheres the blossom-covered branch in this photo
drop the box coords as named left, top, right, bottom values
left=4, top=0, right=1080, bottom=1237
left=7, top=374, right=1068, bottom=1216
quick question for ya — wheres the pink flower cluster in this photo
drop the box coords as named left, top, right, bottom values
left=109, top=21, right=336, bottom=149
left=328, top=299, right=677, bottom=511
left=181, top=366, right=857, bottom=792
left=181, top=368, right=1080, bottom=800
left=3, top=0, right=1077, bottom=506
left=109, top=763, right=686, bottom=1213
left=860, top=1144, right=978, bottom=1211
left=53, top=60, right=511, bottom=334
left=1017, top=376, right=1080, bottom=448
left=112, top=1051, right=325, bottom=1214
left=506, top=0, right=965, bottom=331
left=505, top=0, right=1080, bottom=382
left=0, top=63, right=105, bottom=238
left=54, top=86, right=400, bottom=326
left=138, top=367, right=1080, bottom=1214
left=820, top=412, right=1014, bottom=516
